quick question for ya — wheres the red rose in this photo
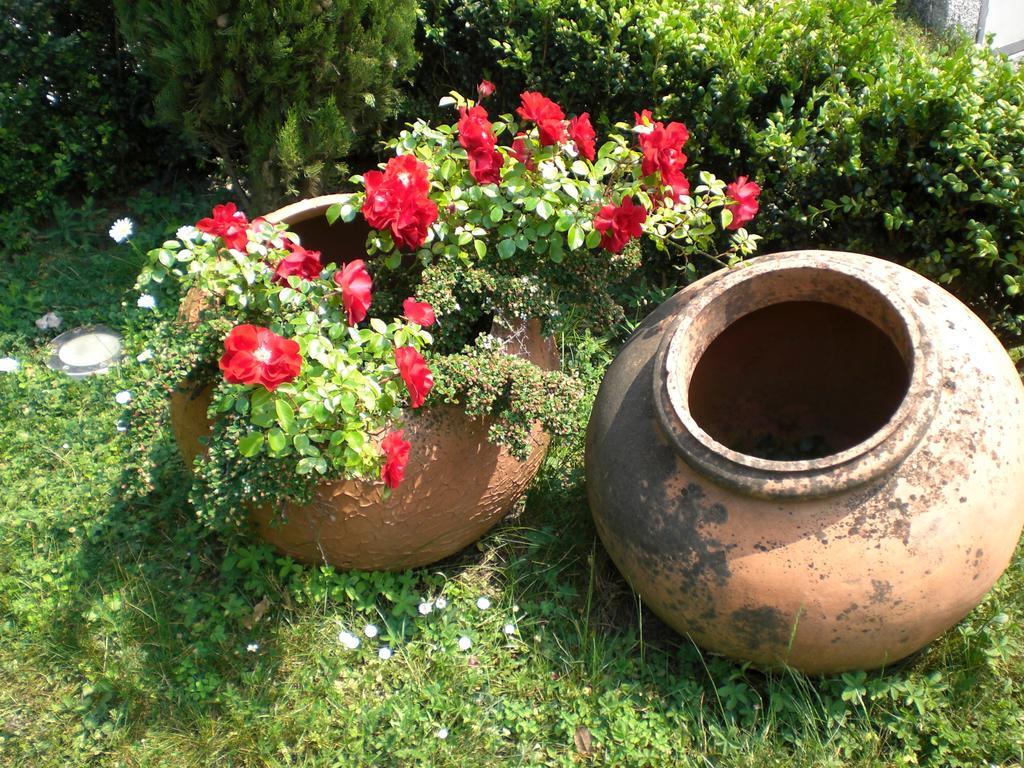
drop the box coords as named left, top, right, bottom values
left=725, top=176, right=761, bottom=230
left=402, top=297, right=436, bottom=327
left=536, top=118, right=568, bottom=147
left=458, top=105, right=497, bottom=155
left=273, top=238, right=322, bottom=284
left=511, top=133, right=536, bottom=170
left=662, top=167, right=691, bottom=202
left=517, top=91, right=565, bottom=124
left=383, top=154, right=431, bottom=196
left=638, top=121, right=690, bottom=178
left=568, top=113, right=596, bottom=161
left=381, top=430, right=411, bottom=488
left=196, top=202, right=250, bottom=251
left=361, top=156, right=438, bottom=250
left=634, top=109, right=654, bottom=128
left=394, top=346, right=434, bottom=409
left=219, top=324, right=301, bottom=392
left=477, top=79, right=496, bottom=99
left=390, top=191, right=439, bottom=250
left=333, top=259, right=373, bottom=325
left=468, top=145, right=504, bottom=184
left=593, top=196, right=647, bottom=254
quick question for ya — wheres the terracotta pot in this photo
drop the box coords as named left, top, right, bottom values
left=585, top=250, right=1024, bottom=674
left=170, top=195, right=559, bottom=570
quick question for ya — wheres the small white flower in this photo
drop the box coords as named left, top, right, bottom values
left=115, top=390, right=133, bottom=405
left=109, top=218, right=134, bottom=243
left=137, top=294, right=157, bottom=310
left=435, top=597, right=448, bottom=610
left=458, top=636, right=472, bottom=651
left=338, top=630, right=360, bottom=649
left=136, top=349, right=154, bottom=363
left=246, top=642, right=259, bottom=653
left=476, top=597, right=491, bottom=611
left=418, top=601, right=434, bottom=616
left=436, top=727, right=448, bottom=739
left=176, top=225, right=199, bottom=242
left=363, top=624, right=378, bottom=638
left=503, top=624, right=516, bottom=635
left=35, top=312, right=62, bottom=331
left=378, top=646, right=393, bottom=660
left=0, top=357, right=19, bottom=373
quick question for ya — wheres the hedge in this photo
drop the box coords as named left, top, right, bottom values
left=412, top=0, right=1024, bottom=346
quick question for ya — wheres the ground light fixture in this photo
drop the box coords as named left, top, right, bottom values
left=47, top=325, right=124, bottom=377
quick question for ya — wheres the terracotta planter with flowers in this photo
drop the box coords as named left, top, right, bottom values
left=134, top=83, right=761, bottom=572
left=170, top=196, right=558, bottom=570
left=585, top=250, right=1024, bottom=673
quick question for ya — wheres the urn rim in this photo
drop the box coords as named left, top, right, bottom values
left=653, top=250, right=942, bottom=498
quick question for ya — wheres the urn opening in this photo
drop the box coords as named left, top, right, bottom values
left=655, top=252, right=941, bottom=498
left=687, top=300, right=911, bottom=460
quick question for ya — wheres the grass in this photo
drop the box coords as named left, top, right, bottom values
left=1, top=188, right=1023, bottom=767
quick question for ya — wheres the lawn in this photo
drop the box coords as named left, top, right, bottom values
left=0, top=187, right=1022, bottom=768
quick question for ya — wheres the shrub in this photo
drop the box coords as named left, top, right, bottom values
left=413, top=0, right=1024, bottom=345
left=0, top=0, right=175, bottom=220
left=115, top=0, right=419, bottom=213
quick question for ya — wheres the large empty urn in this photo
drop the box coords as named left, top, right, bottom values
left=585, top=250, right=1024, bottom=674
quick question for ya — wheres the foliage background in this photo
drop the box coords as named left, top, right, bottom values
left=410, top=0, right=1024, bottom=347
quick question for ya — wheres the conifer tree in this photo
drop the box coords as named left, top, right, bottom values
left=115, top=0, right=417, bottom=211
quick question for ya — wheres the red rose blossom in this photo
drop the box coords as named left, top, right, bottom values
left=468, top=146, right=504, bottom=184
left=517, top=91, right=565, bottom=124
left=219, top=324, right=301, bottom=392
left=381, top=430, right=411, bottom=488
left=333, top=259, right=373, bottom=325
left=394, top=346, right=434, bottom=409
left=511, top=133, right=536, bottom=170
left=725, top=176, right=761, bottom=230
left=477, top=79, right=496, bottom=99
left=568, top=113, right=596, bottom=161
left=196, top=202, right=250, bottom=251
left=536, top=118, right=568, bottom=147
left=273, top=238, right=322, bottom=284
left=361, top=156, right=438, bottom=250
left=594, top=196, right=648, bottom=254
left=402, top=297, right=436, bottom=327
left=458, top=105, right=496, bottom=155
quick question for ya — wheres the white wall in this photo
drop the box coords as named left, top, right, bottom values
left=981, top=0, right=1024, bottom=56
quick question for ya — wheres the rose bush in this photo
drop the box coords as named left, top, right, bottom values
left=130, top=84, right=761, bottom=521
left=135, top=212, right=435, bottom=490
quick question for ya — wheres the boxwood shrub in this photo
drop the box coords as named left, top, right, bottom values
left=413, top=0, right=1024, bottom=347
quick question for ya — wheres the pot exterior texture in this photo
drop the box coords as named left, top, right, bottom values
left=585, top=250, right=1024, bottom=674
left=170, top=195, right=558, bottom=570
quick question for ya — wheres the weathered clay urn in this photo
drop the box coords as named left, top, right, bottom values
left=585, top=250, right=1024, bottom=674
left=170, top=195, right=558, bottom=570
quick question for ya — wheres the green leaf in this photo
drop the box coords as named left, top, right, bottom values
left=276, top=398, right=297, bottom=434
left=567, top=224, right=585, bottom=250
left=238, top=432, right=264, bottom=457
left=535, top=200, right=553, bottom=219
left=497, top=239, right=516, bottom=259
left=267, top=428, right=287, bottom=452
left=473, top=239, right=486, bottom=259
left=488, top=205, right=503, bottom=224
left=585, top=228, right=602, bottom=249
left=555, top=215, right=573, bottom=233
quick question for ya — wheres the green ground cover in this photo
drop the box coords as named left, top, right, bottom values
left=1, top=190, right=1023, bottom=767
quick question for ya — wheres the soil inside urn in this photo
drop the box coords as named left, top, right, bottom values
left=687, top=301, right=910, bottom=460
